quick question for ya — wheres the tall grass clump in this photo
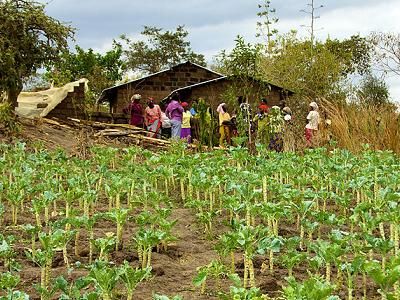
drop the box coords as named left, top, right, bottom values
left=320, top=98, right=399, bottom=154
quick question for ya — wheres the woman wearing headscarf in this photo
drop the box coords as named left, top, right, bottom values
left=266, top=106, right=284, bottom=151
left=282, top=106, right=292, bottom=122
left=144, top=97, right=162, bottom=138
left=180, top=102, right=192, bottom=142
left=305, top=101, right=320, bottom=146
left=217, top=103, right=232, bottom=148
left=253, top=102, right=269, bottom=144
left=259, top=98, right=270, bottom=114
left=123, top=94, right=144, bottom=127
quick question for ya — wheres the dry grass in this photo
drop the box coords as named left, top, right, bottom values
left=284, top=96, right=399, bottom=154
left=320, top=98, right=400, bottom=154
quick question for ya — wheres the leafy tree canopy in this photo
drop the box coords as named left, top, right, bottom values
left=0, top=0, right=74, bottom=107
left=263, top=32, right=372, bottom=98
left=217, top=36, right=264, bottom=79
left=325, top=34, right=372, bottom=76
left=121, top=25, right=206, bottom=74
left=259, top=32, right=346, bottom=98
left=217, top=29, right=373, bottom=99
left=357, top=74, right=390, bottom=107
left=44, top=42, right=126, bottom=100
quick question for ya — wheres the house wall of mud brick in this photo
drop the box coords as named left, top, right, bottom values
left=181, top=80, right=286, bottom=112
left=111, top=63, right=222, bottom=113
left=47, top=82, right=87, bottom=120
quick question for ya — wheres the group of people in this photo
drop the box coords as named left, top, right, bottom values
left=123, top=93, right=321, bottom=150
left=217, top=97, right=320, bottom=151
left=123, top=94, right=194, bottom=141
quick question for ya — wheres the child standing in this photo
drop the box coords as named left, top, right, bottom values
left=180, top=102, right=192, bottom=143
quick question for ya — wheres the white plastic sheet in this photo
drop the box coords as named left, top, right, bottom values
left=16, top=79, right=88, bottom=118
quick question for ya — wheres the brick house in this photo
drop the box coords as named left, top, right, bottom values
left=98, top=61, right=223, bottom=113
left=96, top=61, right=293, bottom=124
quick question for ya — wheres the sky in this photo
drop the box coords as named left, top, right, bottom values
left=41, top=0, right=400, bottom=102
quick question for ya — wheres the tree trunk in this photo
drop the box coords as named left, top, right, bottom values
left=8, top=84, right=22, bottom=109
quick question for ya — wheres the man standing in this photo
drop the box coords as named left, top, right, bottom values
left=165, top=97, right=184, bottom=139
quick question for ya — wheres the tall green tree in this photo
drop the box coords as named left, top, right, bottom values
left=325, top=35, right=372, bottom=76
left=45, top=42, right=125, bottom=100
left=357, top=74, right=390, bottom=107
left=260, top=32, right=341, bottom=98
left=0, top=0, right=74, bottom=108
left=217, top=36, right=263, bottom=79
left=121, top=25, right=206, bottom=74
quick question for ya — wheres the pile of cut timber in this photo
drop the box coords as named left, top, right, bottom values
left=41, top=117, right=171, bottom=149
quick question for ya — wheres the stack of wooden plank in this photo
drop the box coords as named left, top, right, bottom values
left=41, top=117, right=171, bottom=149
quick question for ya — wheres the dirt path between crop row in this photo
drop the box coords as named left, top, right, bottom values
left=133, top=208, right=219, bottom=299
